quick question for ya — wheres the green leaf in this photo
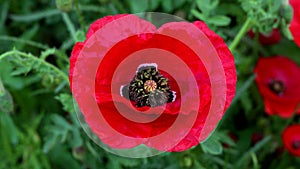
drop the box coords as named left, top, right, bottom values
left=55, top=93, right=75, bottom=113
left=0, top=78, right=4, bottom=96
left=62, top=13, right=76, bottom=41
left=191, top=9, right=206, bottom=21
left=161, top=0, right=173, bottom=12
left=207, top=15, right=231, bottom=26
left=0, top=1, right=9, bottom=35
left=148, top=0, right=161, bottom=10
left=217, top=131, right=236, bottom=147
left=10, top=9, right=61, bottom=22
left=232, top=75, right=256, bottom=105
left=10, top=65, right=32, bottom=76
left=161, top=0, right=185, bottom=12
left=234, top=136, right=271, bottom=168
left=201, top=135, right=223, bottom=155
left=43, top=135, right=58, bottom=153
left=69, top=128, right=83, bottom=147
left=125, top=0, right=148, bottom=13
left=281, top=19, right=293, bottom=40
left=14, top=24, right=39, bottom=50
left=108, top=155, right=142, bottom=167
left=269, top=0, right=282, bottom=13
left=173, top=0, right=186, bottom=9
left=196, top=0, right=212, bottom=15
left=48, top=144, right=81, bottom=169
left=0, top=110, right=18, bottom=145
left=0, top=89, right=14, bottom=114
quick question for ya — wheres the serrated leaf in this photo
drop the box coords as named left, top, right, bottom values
left=10, top=66, right=32, bottom=76
left=40, top=48, right=56, bottom=60
left=201, top=135, right=223, bottom=155
left=55, top=93, right=75, bottom=113
left=207, top=15, right=231, bottom=26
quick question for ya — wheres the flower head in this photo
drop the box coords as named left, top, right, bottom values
left=289, top=0, right=300, bottom=47
left=282, top=124, right=300, bottom=157
left=69, top=14, right=236, bottom=153
left=254, top=56, right=300, bottom=118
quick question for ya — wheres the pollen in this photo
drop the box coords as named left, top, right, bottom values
left=144, top=80, right=157, bottom=92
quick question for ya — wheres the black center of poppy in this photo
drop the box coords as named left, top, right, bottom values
left=292, top=140, right=300, bottom=150
left=268, top=80, right=285, bottom=95
left=121, top=64, right=176, bottom=108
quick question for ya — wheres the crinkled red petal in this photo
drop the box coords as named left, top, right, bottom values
left=289, top=0, right=300, bottom=47
left=282, top=125, right=300, bottom=157
left=70, top=15, right=236, bottom=152
left=254, top=56, right=300, bottom=118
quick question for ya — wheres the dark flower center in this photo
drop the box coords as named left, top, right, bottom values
left=268, top=80, right=285, bottom=95
left=121, top=64, right=176, bottom=108
left=292, top=140, right=300, bottom=150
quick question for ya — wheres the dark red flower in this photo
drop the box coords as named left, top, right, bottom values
left=289, top=0, right=300, bottom=47
left=282, top=124, right=300, bottom=157
left=248, top=29, right=281, bottom=46
left=254, top=56, right=300, bottom=118
left=69, top=14, right=236, bottom=152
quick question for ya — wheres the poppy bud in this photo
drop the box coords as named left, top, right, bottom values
left=180, top=154, right=193, bottom=168
left=56, top=0, right=73, bottom=12
left=72, top=146, right=86, bottom=161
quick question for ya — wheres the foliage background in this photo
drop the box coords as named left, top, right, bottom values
left=1, top=0, right=300, bottom=168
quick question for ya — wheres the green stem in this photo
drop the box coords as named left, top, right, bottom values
left=0, top=36, right=48, bottom=49
left=0, top=36, right=69, bottom=62
left=280, top=112, right=297, bottom=133
left=229, top=18, right=253, bottom=51
left=74, top=0, right=86, bottom=32
left=0, top=50, right=69, bottom=85
left=62, top=13, right=76, bottom=41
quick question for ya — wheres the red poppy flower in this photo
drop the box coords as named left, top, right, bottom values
left=289, top=0, right=300, bottom=47
left=282, top=124, right=300, bottom=157
left=69, top=14, right=236, bottom=153
left=248, top=29, right=281, bottom=46
left=254, top=56, right=300, bottom=118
